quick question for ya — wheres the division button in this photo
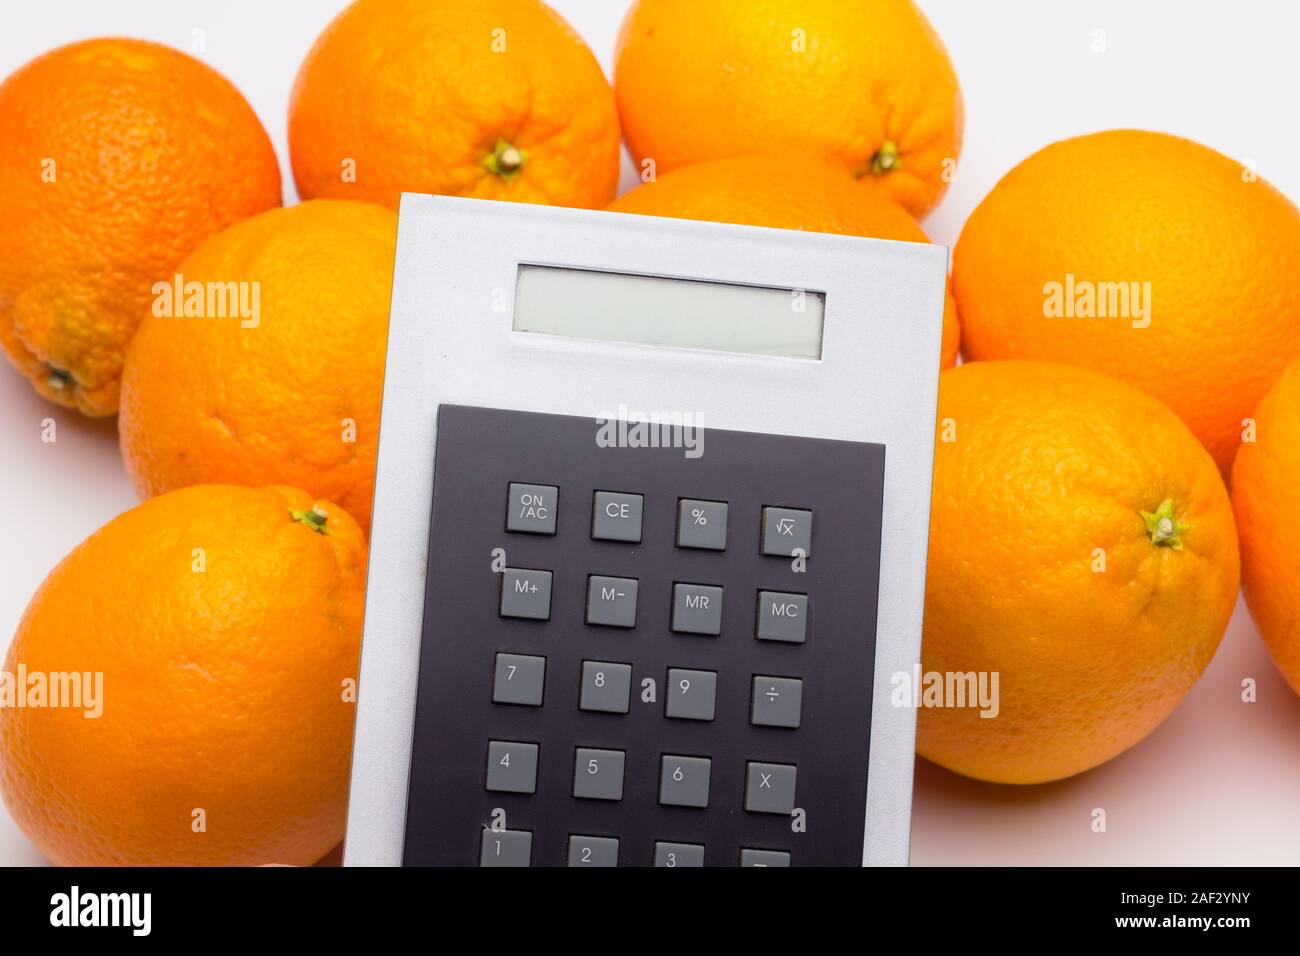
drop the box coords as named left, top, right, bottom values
left=750, top=676, right=803, bottom=728
left=740, top=848, right=790, bottom=867
left=761, top=507, right=813, bottom=558
left=756, top=591, right=808, bottom=643
left=659, top=755, right=711, bottom=808
left=665, top=668, right=717, bottom=721
left=480, top=828, right=533, bottom=867
left=744, top=761, right=797, bottom=815
left=585, top=575, right=639, bottom=627
left=592, top=491, right=644, bottom=543
left=567, top=835, right=620, bottom=867
left=506, top=483, right=557, bottom=535
left=671, top=583, right=723, bottom=635
left=499, top=568, right=552, bottom=620
left=654, top=842, right=705, bottom=867
left=492, top=653, right=546, bottom=707
left=485, top=740, right=539, bottom=794
left=573, top=748, right=626, bottom=801
left=579, top=660, right=633, bottom=714
left=676, top=499, right=728, bottom=550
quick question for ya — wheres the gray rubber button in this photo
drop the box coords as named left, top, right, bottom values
left=740, top=848, right=790, bottom=867
left=761, top=507, right=813, bottom=558
left=499, top=568, right=552, bottom=620
left=567, top=835, right=619, bottom=867
left=592, top=491, right=643, bottom=543
left=506, top=483, right=557, bottom=535
left=665, top=668, right=717, bottom=721
left=586, top=575, right=638, bottom=627
left=480, top=828, right=532, bottom=867
left=676, top=499, right=728, bottom=550
left=492, top=653, right=546, bottom=706
left=750, top=676, right=802, bottom=728
left=745, top=761, right=797, bottom=814
left=655, top=842, right=705, bottom=867
left=573, top=748, right=625, bottom=800
left=671, top=583, right=723, bottom=635
left=579, top=660, right=632, bottom=714
left=485, top=740, right=538, bottom=794
left=659, top=755, right=711, bottom=808
left=756, top=591, right=808, bottom=643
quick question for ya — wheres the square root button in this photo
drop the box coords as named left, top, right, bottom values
left=761, top=507, right=813, bottom=558
left=506, top=483, right=557, bottom=535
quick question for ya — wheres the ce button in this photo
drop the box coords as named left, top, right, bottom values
left=591, top=491, right=644, bottom=543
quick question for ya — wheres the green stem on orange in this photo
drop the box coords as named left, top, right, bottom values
left=1141, top=498, right=1188, bottom=550
left=290, top=506, right=330, bottom=535
left=483, top=139, right=527, bottom=181
left=868, top=140, right=902, bottom=176
left=46, top=365, right=72, bottom=390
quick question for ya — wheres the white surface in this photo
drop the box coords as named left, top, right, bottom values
left=3, top=0, right=1299, bottom=866
left=344, top=196, right=945, bottom=865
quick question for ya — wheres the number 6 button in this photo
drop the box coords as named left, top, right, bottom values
left=659, top=755, right=711, bottom=808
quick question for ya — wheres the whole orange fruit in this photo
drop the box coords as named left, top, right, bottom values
left=0, top=38, right=281, bottom=416
left=119, top=200, right=395, bottom=533
left=920, top=361, right=1239, bottom=784
left=1232, top=357, right=1300, bottom=697
left=614, top=0, right=963, bottom=218
left=608, top=156, right=959, bottom=368
left=0, top=484, right=365, bottom=865
left=289, top=0, right=620, bottom=210
left=954, top=129, right=1300, bottom=477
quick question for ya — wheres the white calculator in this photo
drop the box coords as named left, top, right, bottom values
left=344, top=195, right=947, bottom=867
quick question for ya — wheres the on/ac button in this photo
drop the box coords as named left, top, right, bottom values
left=506, top=482, right=557, bottom=535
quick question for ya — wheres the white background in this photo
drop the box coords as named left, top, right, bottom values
left=2, top=0, right=1298, bottom=866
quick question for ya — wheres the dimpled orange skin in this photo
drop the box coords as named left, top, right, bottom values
left=608, top=156, right=959, bottom=368
left=1233, top=358, right=1300, bottom=697
left=288, top=0, right=620, bottom=210
left=0, top=484, right=366, bottom=866
left=920, top=361, right=1239, bottom=785
left=119, top=200, right=396, bottom=533
left=0, top=38, right=281, bottom=416
left=954, top=130, right=1300, bottom=478
left=614, top=0, right=963, bottom=219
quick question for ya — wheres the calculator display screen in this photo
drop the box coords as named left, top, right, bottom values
left=513, top=265, right=824, bottom=359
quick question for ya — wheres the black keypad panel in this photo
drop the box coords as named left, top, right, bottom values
left=402, top=405, right=886, bottom=866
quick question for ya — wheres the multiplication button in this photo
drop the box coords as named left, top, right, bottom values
left=506, top=483, right=557, bottom=535
left=676, top=499, right=728, bottom=550
left=744, top=761, right=797, bottom=815
left=499, top=568, right=552, bottom=620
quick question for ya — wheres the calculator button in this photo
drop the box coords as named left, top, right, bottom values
left=659, top=755, right=711, bottom=808
left=665, top=668, right=717, bottom=721
left=586, top=575, right=639, bottom=627
left=756, top=591, right=808, bottom=643
left=567, top=835, right=619, bottom=867
left=499, top=568, right=552, bottom=620
left=671, top=583, right=723, bottom=635
left=506, top=483, right=557, bottom=535
left=573, top=748, right=625, bottom=800
left=741, top=848, right=790, bottom=867
left=745, top=761, right=797, bottom=814
left=750, top=676, right=803, bottom=728
left=654, top=842, right=705, bottom=867
left=579, top=660, right=632, bottom=713
left=480, top=828, right=532, bottom=867
left=676, top=499, right=728, bottom=550
left=592, top=491, right=644, bottom=543
left=485, top=741, right=539, bottom=794
left=761, top=507, right=813, bottom=558
left=492, top=653, right=546, bottom=707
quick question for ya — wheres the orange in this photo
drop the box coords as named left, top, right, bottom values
left=614, top=0, right=963, bottom=219
left=608, top=156, right=960, bottom=368
left=0, top=38, right=281, bottom=416
left=920, top=361, right=1238, bottom=784
left=289, top=0, right=620, bottom=210
left=119, top=200, right=396, bottom=533
left=954, top=129, right=1300, bottom=478
left=1232, top=357, right=1300, bottom=697
left=0, top=484, right=365, bottom=865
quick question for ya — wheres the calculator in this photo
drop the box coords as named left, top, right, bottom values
left=344, top=195, right=947, bottom=867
